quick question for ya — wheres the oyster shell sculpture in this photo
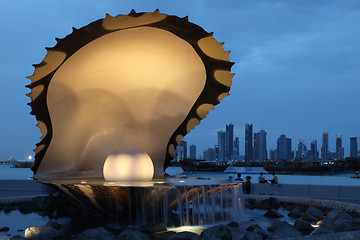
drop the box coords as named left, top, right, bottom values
left=27, top=10, right=234, bottom=180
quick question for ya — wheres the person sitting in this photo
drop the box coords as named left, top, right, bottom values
left=235, top=173, right=244, bottom=181
left=243, top=176, right=251, bottom=194
left=269, top=172, right=278, bottom=184
left=258, top=172, right=267, bottom=183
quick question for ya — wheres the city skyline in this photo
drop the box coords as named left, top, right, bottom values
left=1, top=1, right=360, bottom=161
left=182, top=122, right=359, bottom=160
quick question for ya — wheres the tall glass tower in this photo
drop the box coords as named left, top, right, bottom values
left=245, top=124, right=253, bottom=162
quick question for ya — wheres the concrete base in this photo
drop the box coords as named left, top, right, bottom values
left=250, top=183, right=360, bottom=204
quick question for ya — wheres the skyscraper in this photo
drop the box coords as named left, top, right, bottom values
left=233, top=137, right=240, bottom=156
left=254, top=130, right=267, bottom=162
left=310, top=140, right=318, bottom=161
left=321, top=132, right=329, bottom=161
left=277, top=134, right=292, bottom=161
left=245, top=124, right=253, bottom=162
left=350, top=137, right=358, bottom=158
left=286, top=137, right=292, bottom=160
left=296, top=140, right=307, bottom=160
left=217, top=131, right=226, bottom=161
left=180, top=140, right=187, bottom=159
left=336, top=137, right=344, bottom=160
left=190, top=144, right=196, bottom=160
left=269, top=149, right=277, bottom=160
left=225, top=123, right=234, bottom=161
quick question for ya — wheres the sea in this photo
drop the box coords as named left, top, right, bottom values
left=1, top=165, right=359, bottom=186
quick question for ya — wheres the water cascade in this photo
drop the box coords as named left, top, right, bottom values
left=44, top=178, right=243, bottom=227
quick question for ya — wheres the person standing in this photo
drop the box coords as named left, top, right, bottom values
left=243, top=176, right=251, bottom=194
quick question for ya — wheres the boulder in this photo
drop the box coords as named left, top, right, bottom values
left=327, top=209, right=353, bottom=224
left=0, top=227, right=9, bottom=232
left=283, top=202, right=298, bottom=211
left=198, top=225, right=232, bottom=240
left=46, top=221, right=61, bottom=230
left=241, top=232, right=263, bottom=240
left=288, top=207, right=302, bottom=219
left=302, top=206, right=324, bottom=221
left=353, top=217, right=360, bottom=225
left=312, top=227, right=334, bottom=235
left=267, top=220, right=282, bottom=232
left=25, top=226, right=60, bottom=240
left=264, top=209, right=283, bottom=218
left=246, top=224, right=269, bottom=238
left=227, top=221, right=239, bottom=227
left=268, top=222, right=302, bottom=239
left=333, top=219, right=355, bottom=232
left=150, top=231, right=175, bottom=240
left=293, top=219, right=315, bottom=235
left=168, top=231, right=199, bottom=240
left=71, top=227, right=115, bottom=240
left=116, top=229, right=149, bottom=240
left=138, top=223, right=167, bottom=234
left=317, top=218, right=334, bottom=230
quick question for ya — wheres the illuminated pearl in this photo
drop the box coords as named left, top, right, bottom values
left=103, top=151, right=154, bottom=181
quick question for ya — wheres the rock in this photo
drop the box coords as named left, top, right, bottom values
left=288, top=207, right=303, bottom=219
left=227, top=221, right=239, bottom=227
left=293, top=219, right=315, bottom=235
left=138, top=223, right=167, bottom=234
left=312, top=227, right=334, bottom=235
left=46, top=221, right=61, bottom=230
left=333, top=219, right=354, bottom=232
left=10, top=236, right=27, bottom=240
left=283, top=202, right=298, bottom=211
left=168, top=231, right=199, bottom=240
left=3, top=206, right=15, bottom=213
left=327, top=209, right=353, bottom=222
left=116, top=229, right=149, bottom=240
left=25, top=226, right=60, bottom=240
left=302, top=206, right=324, bottom=221
left=0, top=227, right=9, bottom=232
left=18, top=202, right=35, bottom=214
left=71, top=227, right=115, bottom=240
left=254, top=202, right=272, bottom=210
left=264, top=197, right=281, bottom=209
left=264, top=209, right=283, bottom=218
left=246, top=224, right=269, bottom=238
left=198, top=225, right=232, bottom=240
left=317, top=218, right=335, bottom=230
left=268, top=222, right=302, bottom=239
left=267, top=220, right=282, bottom=232
left=241, top=232, right=263, bottom=240
left=151, top=231, right=176, bottom=240
left=353, top=217, right=360, bottom=225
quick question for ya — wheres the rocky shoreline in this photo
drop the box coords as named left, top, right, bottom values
left=1, top=193, right=360, bottom=239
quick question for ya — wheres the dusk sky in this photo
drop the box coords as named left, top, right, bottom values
left=1, top=0, right=359, bottom=161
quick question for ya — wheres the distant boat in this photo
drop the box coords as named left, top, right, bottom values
left=179, top=161, right=229, bottom=172
left=12, top=161, right=33, bottom=168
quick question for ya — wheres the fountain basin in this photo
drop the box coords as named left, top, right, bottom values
left=38, top=178, right=243, bottom=227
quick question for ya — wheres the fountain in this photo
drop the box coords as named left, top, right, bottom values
left=26, top=10, right=240, bottom=227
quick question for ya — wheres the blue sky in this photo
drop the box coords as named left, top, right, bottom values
left=1, top=0, right=359, bottom=160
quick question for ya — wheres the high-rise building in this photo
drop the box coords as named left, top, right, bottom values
left=176, top=146, right=184, bottom=161
left=225, top=123, right=234, bottom=161
left=286, top=138, right=292, bottom=160
left=254, top=130, right=267, bottom=162
left=277, top=135, right=292, bottom=161
left=296, top=140, right=307, bottom=160
left=336, top=137, right=344, bottom=160
left=217, top=131, right=226, bottom=161
left=310, top=140, right=318, bottom=161
left=277, top=135, right=287, bottom=161
left=190, top=144, right=196, bottom=160
left=269, top=149, right=277, bottom=160
left=321, top=132, right=329, bottom=161
left=233, top=137, right=240, bottom=156
left=204, top=147, right=215, bottom=161
left=214, top=145, right=219, bottom=161
left=350, top=137, right=358, bottom=158
left=245, top=124, right=253, bottom=162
